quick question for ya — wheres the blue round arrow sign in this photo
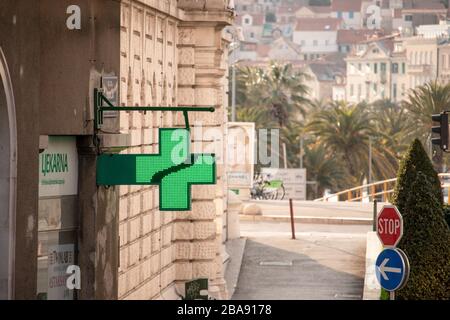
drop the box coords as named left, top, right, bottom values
left=375, top=248, right=409, bottom=291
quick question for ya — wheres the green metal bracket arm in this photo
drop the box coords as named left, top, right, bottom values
left=94, top=88, right=214, bottom=130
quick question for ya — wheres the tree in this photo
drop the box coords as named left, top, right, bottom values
left=306, top=102, right=397, bottom=186
left=396, top=172, right=450, bottom=300
left=235, top=62, right=310, bottom=127
left=303, top=143, right=348, bottom=199
left=392, top=139, right=443, bottom=215
left=370, top=99, right=415, bottom=158
left=402, top=81, right=450, bottom=171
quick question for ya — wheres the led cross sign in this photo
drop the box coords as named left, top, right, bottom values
left=94, top=88, right=216, bottom=211
left=97, top=128, right=215, bottom=211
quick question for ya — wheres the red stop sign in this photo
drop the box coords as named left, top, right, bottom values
left=377, top=205, right=403, bottom=247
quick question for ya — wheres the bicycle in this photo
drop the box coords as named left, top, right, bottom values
left=251, top=174, right=286, bottom=200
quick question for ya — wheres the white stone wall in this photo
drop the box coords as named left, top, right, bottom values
left=117, top=0, right=230, bottom=300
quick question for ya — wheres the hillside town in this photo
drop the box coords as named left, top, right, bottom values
left=231, top=0, right=450, bottom=103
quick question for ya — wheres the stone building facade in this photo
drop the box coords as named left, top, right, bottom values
left=115, top=0, right=232, bottom=300
left=0, top=0, right=233, bottom=300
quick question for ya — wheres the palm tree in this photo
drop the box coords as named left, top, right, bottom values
left=238, top=62, right=310, bottom=127
left=303, top=142, right=348, bottom=199
left=280, top=121, right=303, bottom=167
left=402, top=81, right=450, bottom=171
left=370, top=99, right=415, bottom=157
left=261, top=62, right=310, bottom=126
left=306, top=102, right=398, bottom=186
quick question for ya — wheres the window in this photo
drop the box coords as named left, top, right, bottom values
left=401, top=84, right=406, bottom=96
left=392, top=63, right=399, bottom=74
left=374, top=63, right=378, bottom=74
left=350, top=84, right=354, bottom=96
left=381, top=63, right=387, bottom=72
left=244, top=18, right=250, bottom=25
left=393, top=83, right=397, bottom=99
left=405, top=15, right=413, bottom=21
left=337, top=11, right=343, bottom=18
left=349, top=11, right=354, bottom=19
left=243, top=5, right=247, bottom=11
left=358, top=84, right=362, bottom=99
left=373, top=83, right=378, bottom=94
left=250, top=32, right=255, bottom=38
left=402, top=62, right=406, bottom=74
left=358, top=63, right=362, bottom=71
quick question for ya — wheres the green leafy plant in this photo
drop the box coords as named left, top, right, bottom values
left=394, top=171, right=450, bottom=299
left=392, top=139, right=443, bottom=216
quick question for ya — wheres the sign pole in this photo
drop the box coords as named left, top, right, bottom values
left=390, top=291, right=395, bottom=301
left=289, top=199, right=296, bottom=240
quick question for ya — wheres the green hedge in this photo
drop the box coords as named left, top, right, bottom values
left=392, top=141, right=450, bottom=300
left=392, top=139, right=443, bottom=215
left=444, top=205, right=450, bottom=228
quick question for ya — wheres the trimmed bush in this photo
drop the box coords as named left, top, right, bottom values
left=396, top=172, right=450, bottom=300
left=444, top=205, right=450, bottom=228
left=392, top=139, right=443, bottom=216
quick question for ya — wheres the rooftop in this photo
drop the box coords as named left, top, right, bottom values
left=337, top=29, right=382, bottom=44
left=295, top=17, right=342, bottom=31
left=331, top=0, right=362, bottom=12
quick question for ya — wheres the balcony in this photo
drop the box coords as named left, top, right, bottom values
left=408, top=64, right=433, bottom=74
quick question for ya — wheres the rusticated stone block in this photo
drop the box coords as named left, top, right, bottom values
left=129, top=241, right=140, bottom=266
left=191, top=201, right=216, bottom=220
left=175, top=242, right=192, bottom=260
left=178, top=47, right=195, bottom=65
left=192, top=185, right=218, bottom=200
left=175, top=262, right=193, bottom=280
left=192, top=241, right=216, bottom=260
left=141, top=234, right=152, bottom=259
left=178, top=87, right=195, bottom=105
left=193, top=221, right=216, bottom=240
left=161, top=246, right=173, bottom=268
left=178, top=67, right=195, bottom=85
left=150, top=253, right=160, bottom=276
left=151, top=231, right=161, bottom=253
left=174, top=222, right=194, bottom=240
left=192, top=261, right=215, bottom=278
left=142, top=212, right=152, bottom=235
left=161, top=225, right=173, bottom=247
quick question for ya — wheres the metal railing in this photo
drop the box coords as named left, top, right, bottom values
left=314, top=173, right=450, bottom=202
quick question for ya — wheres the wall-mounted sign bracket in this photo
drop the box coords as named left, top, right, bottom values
left=94, top=88, right=215, bottom=130
left=94, top=88, right=217, bottom=211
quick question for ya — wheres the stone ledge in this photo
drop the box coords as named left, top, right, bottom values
left=363, top=231, right=383, bottom=300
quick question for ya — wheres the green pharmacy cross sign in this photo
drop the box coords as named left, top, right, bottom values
left=95, top=89, right=216, bottom=211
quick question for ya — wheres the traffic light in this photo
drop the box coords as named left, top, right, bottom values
left=431, top=112, right=449, bottom=151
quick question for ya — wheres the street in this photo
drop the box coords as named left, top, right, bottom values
left=231, top=221, right=370, bottom=300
